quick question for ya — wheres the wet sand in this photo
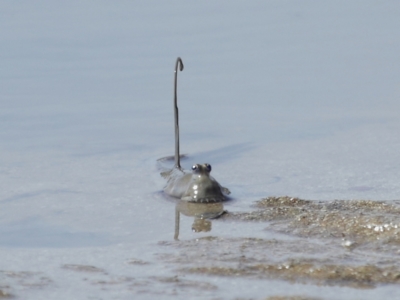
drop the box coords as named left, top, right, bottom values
left=156, top=196, right=400, bottom=297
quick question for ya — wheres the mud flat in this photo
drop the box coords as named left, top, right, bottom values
left=157, top=196, right=400, bottom=298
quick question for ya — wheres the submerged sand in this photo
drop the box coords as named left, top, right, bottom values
left=157, top=196, right=400, bottom=296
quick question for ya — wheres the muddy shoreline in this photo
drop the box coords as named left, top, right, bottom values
left=158, top=196, right=400, bottom=296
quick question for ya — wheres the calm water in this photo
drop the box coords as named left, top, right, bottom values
left=1, top=1, right=400, bottom=299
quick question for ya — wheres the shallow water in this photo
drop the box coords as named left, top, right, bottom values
left=1, top=1, right=400, bottom=299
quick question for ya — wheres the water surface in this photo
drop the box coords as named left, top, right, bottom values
left=1, top=1, right=400, bottom=299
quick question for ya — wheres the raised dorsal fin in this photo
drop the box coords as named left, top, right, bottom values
left=174, top=57, right=184, bottom=169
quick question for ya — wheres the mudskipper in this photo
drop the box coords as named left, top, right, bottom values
left=159, top=57, right=230, bottom=203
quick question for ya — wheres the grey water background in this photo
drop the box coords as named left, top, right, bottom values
left=1, top=1, right=400, bottom=299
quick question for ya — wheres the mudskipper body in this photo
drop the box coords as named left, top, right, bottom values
left=159, top=57, right=230, bottom=203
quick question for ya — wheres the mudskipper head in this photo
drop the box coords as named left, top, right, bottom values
left=191, top=163, right=212, bottom=175
left=182, top=163, right=225, bottom=203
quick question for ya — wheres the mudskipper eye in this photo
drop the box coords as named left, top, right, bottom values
left=192, top=165, right=198, bottom=171
left=205, top=164, right=212, bottom=172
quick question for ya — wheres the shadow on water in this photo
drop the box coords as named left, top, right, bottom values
left=188, top=142, right=255, bottom=166
left=157, top=142, right=254, bottom=170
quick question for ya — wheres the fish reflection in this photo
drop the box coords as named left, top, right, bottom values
left=174, top=200, right=226, bottom=240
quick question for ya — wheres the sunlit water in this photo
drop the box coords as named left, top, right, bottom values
left=1, top=1, right=400, bottom=299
